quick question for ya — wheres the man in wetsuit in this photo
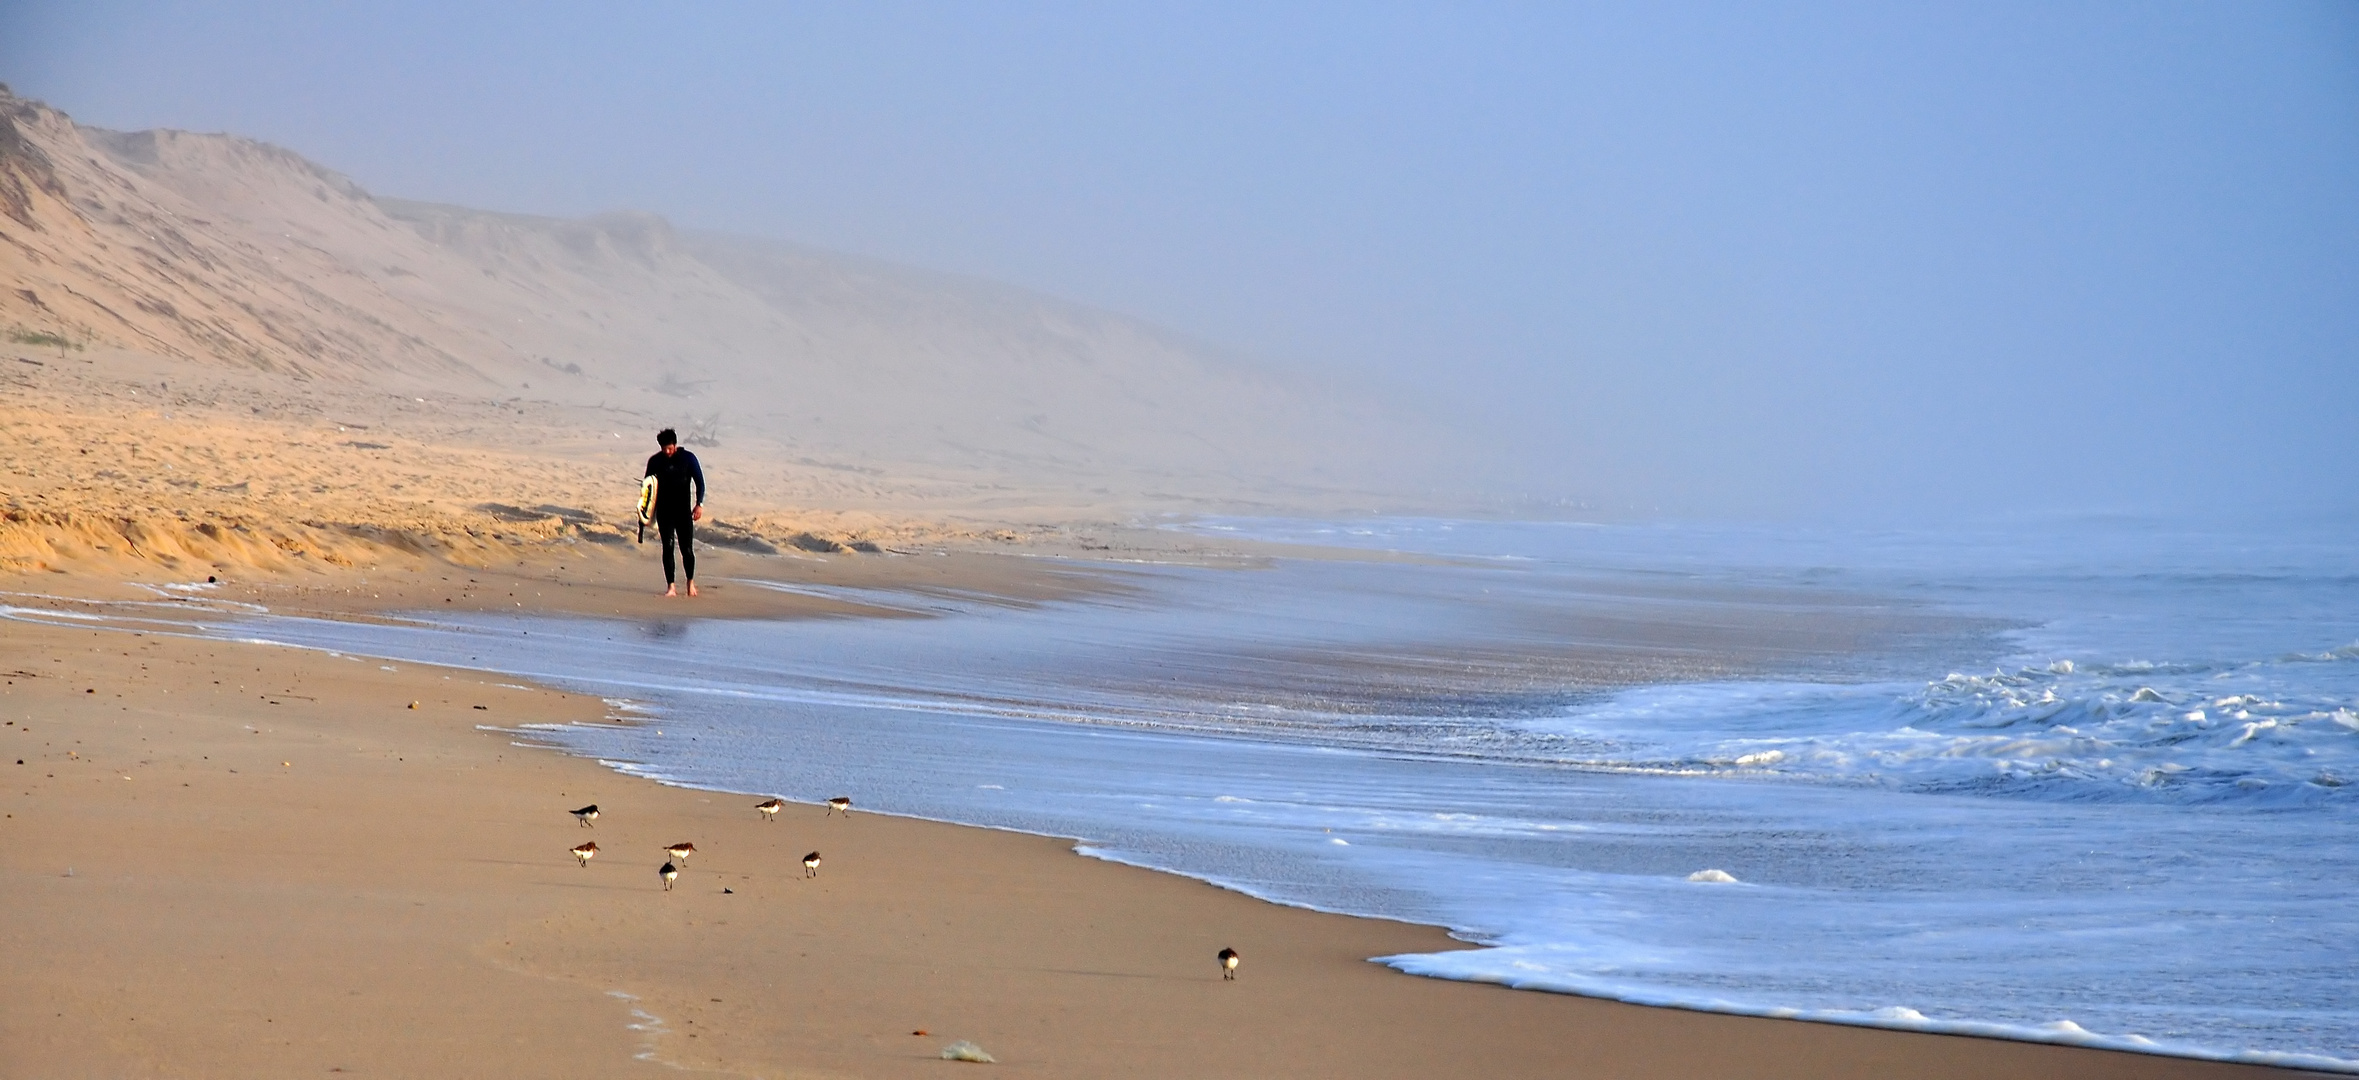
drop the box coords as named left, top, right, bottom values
left=643, top=428, right=706, bottom=597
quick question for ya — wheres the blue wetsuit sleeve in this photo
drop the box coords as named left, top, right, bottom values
left=691, top=456, right=706, bottom=507
left=644, top=454, right=658, bottom=479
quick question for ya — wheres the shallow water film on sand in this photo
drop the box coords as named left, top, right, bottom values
left=224, top=518, right=2359, bottom=1069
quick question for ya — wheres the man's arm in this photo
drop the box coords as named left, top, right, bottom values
left=690, top=456, right=706, bottom=507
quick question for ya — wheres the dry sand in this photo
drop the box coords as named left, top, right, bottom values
left=0, top=343, right=1050, bottom=580
left=0, top=584, right=2315, bottom=1080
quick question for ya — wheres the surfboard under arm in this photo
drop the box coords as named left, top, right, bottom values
left=637, top=476, right=658, bottom=542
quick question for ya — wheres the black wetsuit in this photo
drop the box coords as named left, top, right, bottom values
left=643, top=447, right=706, bottom=584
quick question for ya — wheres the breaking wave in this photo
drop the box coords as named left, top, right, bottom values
left=1521, top=647, right=2359, bottom=805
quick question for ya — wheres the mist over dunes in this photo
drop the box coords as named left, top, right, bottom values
left=0, top=86, right=1449, bottom=510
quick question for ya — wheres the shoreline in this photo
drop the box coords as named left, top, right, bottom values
left=0, top=563, right=2326, bottom=1078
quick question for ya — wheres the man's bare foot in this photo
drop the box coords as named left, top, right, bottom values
left=664, top=584, right=678, bottom=597
left=688, top=582, right=699, bottom=597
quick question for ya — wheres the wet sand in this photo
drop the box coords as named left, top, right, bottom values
left=0, top=578, right=2316, bottom=1079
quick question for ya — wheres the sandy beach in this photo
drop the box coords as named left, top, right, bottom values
left=0, top=85, right=2335, bottom=1079
left=0, top=572, right=2316, bottom=1080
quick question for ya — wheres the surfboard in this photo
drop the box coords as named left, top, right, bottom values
left=636, top=475, right=658, bottom=543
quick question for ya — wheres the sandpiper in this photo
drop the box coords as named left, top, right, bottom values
left=1218, top=947, right=1240, bottom=980
left=663, top=842, right=697, bottom=864
left=659, top=861, right=679, bottom=891
left=803, top=851, right=821, bottom=878
left=571, top=803, right=600, bottom=828
left=825, top=796, right=852, bottom=816
left=754, top=797, right=784, bottom=821
left=570, top=841, right=599, bottom=867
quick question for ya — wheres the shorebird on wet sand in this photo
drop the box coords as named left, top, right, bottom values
left=662, top=842, right=697, bottom=865
left=754, top=798, right=784, bottom=821
left=571, top=804, right=600, bottom=827
left=825, top=796, right=852, bottom=816
left=571, top=841, right=599, bottom=867
left=803, top=851, right=821, bottom=878
left=659, top=861, right=679, bottom=891
left=1219, top=947, right=1240, bottom=980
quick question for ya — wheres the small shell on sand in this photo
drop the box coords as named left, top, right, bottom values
left=940, top=1040, right=995, bottom=1063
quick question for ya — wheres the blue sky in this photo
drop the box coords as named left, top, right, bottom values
left=5, top=2, right=2352, bottom=519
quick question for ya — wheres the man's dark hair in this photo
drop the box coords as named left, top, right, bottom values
left=657, top=428, right=678, bottom=447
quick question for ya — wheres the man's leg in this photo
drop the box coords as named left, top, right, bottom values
left=658, top=517, right=679, bottom=595
left=679, top=517, right=697, bottom=596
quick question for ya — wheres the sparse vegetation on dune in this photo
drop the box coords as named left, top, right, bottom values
left=7, top=327, right=80, bottom=357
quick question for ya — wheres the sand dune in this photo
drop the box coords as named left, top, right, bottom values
left=0, top=83, right=1474, bottom=579
left=1, top=85, right=1442, bottom=507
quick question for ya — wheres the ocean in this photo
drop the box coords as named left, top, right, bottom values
left=168, top=516, right=2359, bottom=1069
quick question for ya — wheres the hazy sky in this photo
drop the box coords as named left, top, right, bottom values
left=5, top=2, right=2353, bottom=520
